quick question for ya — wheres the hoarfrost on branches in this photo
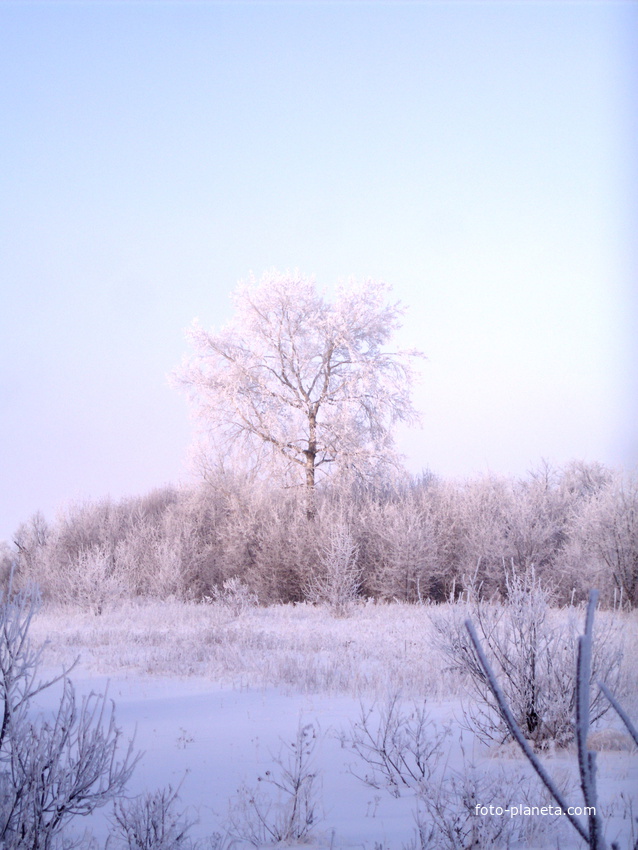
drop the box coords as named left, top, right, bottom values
left=172, top=271, right=424, bottom=498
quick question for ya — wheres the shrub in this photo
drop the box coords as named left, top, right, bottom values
left=431, top=569, right=624, bottom=748
left=110, top=784, right=195, bottom=850
left=227, top=722, right=320, bottom=846
left=465, top=589, right=638, bottom=850
left=0, top=582, right=139, bottom=849
left=345, top=693, right=560, bottom=850
left=305, top=522, right=361, bottom=616
left=205, top=576, right=258, bottom=614
left=346, top=693, right=448, bottom=797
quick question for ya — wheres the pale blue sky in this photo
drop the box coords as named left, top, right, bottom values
left=1, top=1, right=636, bottom=542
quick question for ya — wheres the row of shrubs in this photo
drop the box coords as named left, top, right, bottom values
left=5, top=460, right=638, bottom=610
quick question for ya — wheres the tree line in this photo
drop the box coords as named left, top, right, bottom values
left=7, top=460, right=638, bottom=610
left=6, top=272, right=636, bottom=611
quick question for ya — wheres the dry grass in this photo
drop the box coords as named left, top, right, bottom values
left=30, top=599, right=638, bottom=707
left=31, top=600, right=452, bottom=699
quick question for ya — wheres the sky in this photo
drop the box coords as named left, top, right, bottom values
left=1, top=1, right=636, bottom=543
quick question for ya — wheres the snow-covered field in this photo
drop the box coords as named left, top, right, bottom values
left=31, top=601, right=638, bottom=849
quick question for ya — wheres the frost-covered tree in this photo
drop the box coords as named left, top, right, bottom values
left=578, top=472, right=638, bottom=608
left=173, top=271, right=423, bottom=508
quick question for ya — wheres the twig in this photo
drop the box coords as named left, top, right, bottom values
left=465, top=619, right=589, bottom=843
left=598, top=682, right=638, bottom=748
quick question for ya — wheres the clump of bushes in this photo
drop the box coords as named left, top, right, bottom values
left=9, top=462, right=638, bottom=611
left=431, top=569, right=625, bottom=748
left=0, top=581, right=139, bottom=848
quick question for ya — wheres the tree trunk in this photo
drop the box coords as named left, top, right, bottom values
left=304, top=452, right=316, bottom=520
left=304, top=413, right=317, bottom=520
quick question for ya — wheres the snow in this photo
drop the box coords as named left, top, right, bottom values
left=29, top=602, right=638, bottom=849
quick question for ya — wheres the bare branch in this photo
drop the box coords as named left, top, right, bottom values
left=464, top=618, right=589, bottom=843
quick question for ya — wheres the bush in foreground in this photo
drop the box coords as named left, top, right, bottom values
left=0, top=582, right=139, bottom=849
left=431, top=569, right=624, bottom=748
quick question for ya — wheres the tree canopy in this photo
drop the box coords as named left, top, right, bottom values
left=173, top=270, right=423, bottom=495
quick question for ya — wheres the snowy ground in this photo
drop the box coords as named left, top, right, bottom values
left=30, top=601, right=638, bottom=849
